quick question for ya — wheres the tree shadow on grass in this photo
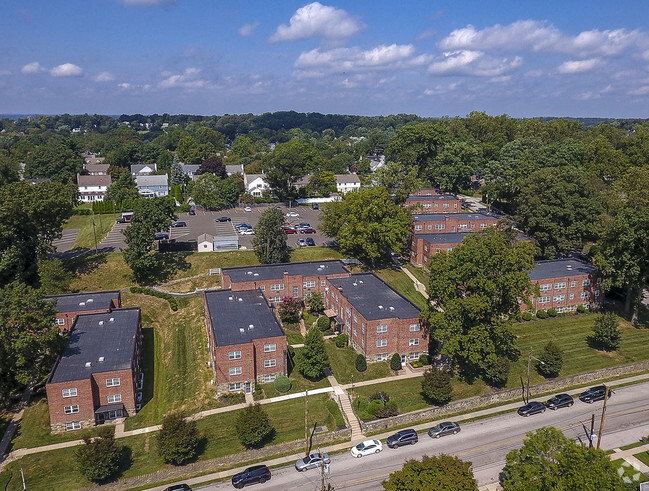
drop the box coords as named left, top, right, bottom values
left=245, top=428, right=277, bottom=450
left=133, top=253, right=191, bottom=285
left=63, top=251, right=108, bottom=277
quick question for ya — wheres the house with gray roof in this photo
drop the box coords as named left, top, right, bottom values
left=136, top=174, right=169, bottom=197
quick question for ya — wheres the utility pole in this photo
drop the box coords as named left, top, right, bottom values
left=596, top=385, right=610, bottom=449
left=526, top=347, right=532, bottom=404
left=588, top=413, right=595, bottom=449
left=92, top=218, right=98, bottom=254
left=304, top=389, right=309, bottom=457
left=318, top=447, right=327, bottom=491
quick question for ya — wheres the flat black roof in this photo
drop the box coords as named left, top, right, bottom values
left=405, top=195, right=459, bottom=202
left=49, top=308, right=140, bottom=384
left=223, top=260, right=349, bottom=284
left=45, top=290, right=120, bottom=314
left=327, top=273, right=420, bottom=321
left=530, top=259, right=596, bottom=280
left=413, top=212, right=494, bottom=222
left=414, top=232, right=473, bottom=244
left=205, top=290, right=285, bottom=346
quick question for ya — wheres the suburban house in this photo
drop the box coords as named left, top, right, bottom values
left=367, top=154, right=386, bottom=172
left=412, top=212, right=499, bottom=234
left=204, top=290, right=287, bottom=394
left=45, top=308, right=142, bottom=432
left=323, top=273, right=423, bottom=364
left=45, top=290, right=122, bottom=332
left=334, top=174, right=361, bottom=194
left=180, top=163, right=201, bottom=181
left=136, top=174, right=169, bottom=197
left=225, top=163, right=244, bottom=176
left=405, top=194, right=463, bottom=214
left=77, top=174, right=111, bottom=202
left=83, top=152, right=105, bottom=166
left=245, top=174, right=270, bottom=197
left=83, top=163, right=110, bottom=175
left=131, top=164, right=157, bottom=176
left=525, top=259, right=603, bottom=314
left=221, top=260, right=351, bottom=302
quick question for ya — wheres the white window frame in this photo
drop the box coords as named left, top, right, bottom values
left=228, top=351, right=242, bottom=360
left=264, top=344, right=276, bottom=353
left=229, top=382, right=242, bottom=391
left=409, top=338, right=420, bottom=346
left=264, top=359, right=276, bottom=368
left=409, top=323, right=420, bottom=331
left=582, top=279, right=591, bottom=286
left=376, top=354, right=388, bottom=362
left=56, top=318, right=65, bottom=326
left=107, top=394, right=122, bottom=403
left=414, top=225, right=423, bottom=231
left=554, top=282, right=567, bottom=289
left=65, top=421, right=81, bottom=431
left=376, top=339, right=387, bottom=348
left=539, top=283, right=552, bottom=292
left=270, top=283, right=284, bottom=292
left=376, top=324, right=388, bottom=334
left=64, top=404, right=79, bottom=414
left=62, top=388, right=77, bottom=398
left=435, top=224, right=445, bottom=230
left=580, top=291, right=589, bottom=299
left=303, top=281, right=316, bottom=289
left=229, top=366, right=242, bottom=376
left=263, top=374, right=276, bottom=383
left=106, top=378, right=120, bottom=387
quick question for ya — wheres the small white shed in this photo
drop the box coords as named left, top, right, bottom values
left=198, top=233, right=215, bottom=252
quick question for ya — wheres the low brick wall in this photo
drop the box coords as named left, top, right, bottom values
left=359, top=359, right=649, bottom=433
left=77, top=427, right=351, bottom=491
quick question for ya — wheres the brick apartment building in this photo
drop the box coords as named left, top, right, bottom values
left=525, top=259, right=603, bottom=313
left=46, top=290, right=121, bottom=332
left=412, top=212, right=499, bottom=234
left=45, top=308, right=142, bottom=432
left=221, top=260, right=350, bottom=303
left=204, top=289, right=287, bottom=394
left=404, top=194, right=463, bottom=214
left=410, top=232, right=472, bottom=267
left=324, top=273, right=424, bottom=364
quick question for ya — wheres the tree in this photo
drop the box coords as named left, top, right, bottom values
left=304, top=292, right=324, bottom=314
left=355, top=354, right=367, bottom=372
left=38, top=258, right=72, bottom=294
left=320, top=186, right=413, bottom=266
left=158, top=413, right=200, bottom=465
left=537, top=341, right=563, bottom=377
left=421, top=365, right=452, bottom=404
left=385, top=123, right=449, bottom=177
left=503, top=426, right=630, bottom=491
left=430, top=140, right=480, bottom=193
left=0, top=282, right=67, bottom=399
left=25, top=136, right=84, bottom=183
left=104, top=170, right=139, bottom=203
left=390, top=353, right=402, bottom=371
left=423, top=227, right=535, bottom=381
left=75, top=427, right=123, bottom=482
left=262, top=140, right=322, bottom=200
left=514, top=166, right=604, bottom=258
left=372, top=160, right=425, bottom=204
left=297, top=326, right=329, bottom=379
left=169, top=159, right=185, bottom=188
left=197, top=157, right=227, bottom=178
left=253, top=208, right=290, bottom=264
left=235, top=403, right=274, bottom=448
left=383, top=454, right=477, bottom=491
left=277, top=296, right=301, bottom=323
left=591, top=312, right=621, bottom=351
left=192, top=174, right=241, bottom=210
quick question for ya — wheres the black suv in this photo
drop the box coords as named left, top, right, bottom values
left=386, top=429, right=418, bottom=448
left=579, top=385, right=610, bottom=403
left=231, top=465, right=271, bottom=488
left=545, top=393, right=574, bottom=410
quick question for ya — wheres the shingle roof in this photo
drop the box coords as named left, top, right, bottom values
left=223, top=260, right=349, bottom=284
left=335, top=174, right=361, bottom=184
left=136, top=174, right=168, bottom=186
left=530, top=259, right=596, bottom=280
left=45, top=290, right=120, bottom=314
left=78, top=174, right=111, bottom=186
left=413, top=232, right=472, bottom=244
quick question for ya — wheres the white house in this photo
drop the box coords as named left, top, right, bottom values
left=198, top=233, right=215, bottom=252
left=77, top=174, right=111, bottom=202
left=180, top=163, right=201, bottom=181
left=136, top=174, right=169, bottom=198
left=335, top=174, right=361, bottom=194
left=245, top=174, right=270, bottom=197
left=131, top=164, right=157, bottom=177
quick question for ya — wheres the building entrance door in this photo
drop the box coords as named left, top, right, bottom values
left=244, top=381, right=252, bottom=394
left=401, top=354, right=406, bottom=366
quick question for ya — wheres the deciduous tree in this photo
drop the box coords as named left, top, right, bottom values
left=536, top=341, right=563, bottom=377
left=252, top=208, right=290, bottom=264
left=75, top=428, right=123, bottom=482
left=235, top=403, right=274, bottom=448
left=421, top=365, right=452, bottom=405
left=297, top=327, right=329, bottom=379
left=192, top=174, right=240, bottom=210
left=591, top=312, right=621, bottom=351
left=383, top=454, right=477, bottom=491
left=372, top=160, right=425, bottom=204
left=158, top=413, right=200, bottom=465
left=104, top=170, right=139, bottom=203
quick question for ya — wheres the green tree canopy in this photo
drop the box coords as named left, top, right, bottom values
left=372, top=160, right=425, bottom=204
left=104, top=169, right=139, bottom=203
left=235, top=403, right=274, bottom=448
left=158, top=413, right=201, bottom=465
left=383, top=454, right=478, bottom=491
left=421, top=365, right=452, bottom=405
left=75, top=427, right=123, bottom=482
left=192, top=174, right=241, bottom=210
left=24, top=136, right=84, bottom=183
left=591, top=312, right=621, bottom=351
left=297, top=326, right=330, bottom=379
left=537, top=341, right=563, bottom=378
left=262, top=140, right=322, bottom=200
left=385, top=123, right=449, bottom=177
left=252, top=208, right=290, bottom=264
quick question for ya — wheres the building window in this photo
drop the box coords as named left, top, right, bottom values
left=229, top=351, right=242, bottom=360
left=538, top=296, right=551, bottom=304
left=423, top=203, right=431, bottom=209
left=259, top=285, right=265, bottom=292
left=423, top=245, right=428, bottom=252
left=480, top=223, right=487, bottom=229
left=64, top=405, right=79, bottom=414
left=229, top=367, right=242, bottom=376
left=377, top=324, right=388, bottom=333
left=264, top=344, right=276, bottom=353
left=580, top=291, right=589, bottom=299
left=65, top=422, right=81, bottom=431
left=107, top=394, right=122, bottom=403
left=353, top=329, right=357, bottom=337
left=376, top=339, right=387, bottom=348
left=596, top=277, right=602, bottom=284
left=409, top=352, right=420, bottom=360
left=539, top=283, right=552, bottom=292
left=346, top=320, right=351, bottom=329
left=376, top=354, right=388, bottom=362
left=263, top=374, right=276, bottom=383
left=553, top=295, right=565, bottom=302
left=270, top=283, right=284, bottom=292
left=353, top=314, right=358, bottom=323
left=409, top=338, right=420, bottom=346
left=554, top=282, right=566, bottom=289
left=361, top=339, right=365, bottom=348
left=303, top=281, right=316, bottom=288
left=409, top=323, right=420, bottom=331
left=435, top=224, right=445, bottom=230
left=569, top=293, right=575, bottom=300
left=458, top=224, right=468, bottom=229
left=106, top=378, right=120, bottom=387
left=229, top=382, right=242, bottom=391
left=271, top=296, right=282, bottom=302
left=582, top=279, right=591, bottom=286
left=346, top=307, right=351, bottom=317
left=293, top=286, right=299, bottom=297
left=62, top=388, right=77, bottom=398
left=56, top=318, right=65, bottom=326
left=595, top=290, right=600, bottom=297
left=414, top=225, right=422, bottom=231
left=264, top=359, right=276, bottom=368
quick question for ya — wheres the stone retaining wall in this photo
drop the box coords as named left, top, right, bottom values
left=359, top=359, right=649, bottom=433
left=77, top=427, right=351, bottom=491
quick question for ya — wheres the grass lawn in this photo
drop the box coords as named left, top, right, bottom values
left=634, top=450, right=649, bottom=468
left=372, top=266, right=428, bottom=310
left=260, top=370, right=330, bottom=399
left=325, top=341, right=392, bottom=384
left=286, top=331, right=305, bottom=345
left=404, top=263, right=428, bottom=286
left=63, top=214, right=116, bottom=250
left=611, top=458, right=649, bottom=483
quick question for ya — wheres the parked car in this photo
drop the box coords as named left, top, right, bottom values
left=281, top=226, right=297, bottom=234
left=239, top=228, right=255, bottom=235
left=300, top=227, right=317, bottom=234
left=296, top=238, right=307, bottom=247
left=517, top=401, right=546, bottom=417
left=116, top=217, right=127, bottom=224
left=244, top=206, right=252, bottom=212
left=545, top=393, right=574, bottom=410
left=154, top=233, right=169, bottom=240
left=286, top=211, right=300, bottom=217
left=350, top=439, right=383, bottom=458
left=579, top=385, right=610, bottom=403
left=217, top=216, right=231, bottom=222
left=428, top=421, right=460, bottom=438
left=298, top=222, right=311, bottom=229
left=311, top=203, right=319, bottom=210
left=386, top=429, right=418, bottom=448
left=295, top=452, right=330, bottom=471
left=171, top=221, right=187, bottom=227
left=163, top=485, right=191, bottom=491
left=306, top=237, right=316, bottom=246
left=188, top=209, right=196, bottom=215
left=231, top=464, right=271, bottom=488
left=236, top=223, right=252, bottom=230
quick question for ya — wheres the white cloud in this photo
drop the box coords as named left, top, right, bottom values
left=270, top=2, right=363, bottom=43
left=50, top=63, right=84, bottom=77
left=158, top=68, right=210, bottom=89
left=628, top=85, right=649, bottom=96
left=557, top=58, right=599, bottom=74
left=238, top=21, right=260, bottom=37
left=118, top=83, right=132, bottom=89
left=94, top=72, right=115, bottom=82
left=428, top=50, right=522, bottom=77
left=21, top=61, right=45, bottom=74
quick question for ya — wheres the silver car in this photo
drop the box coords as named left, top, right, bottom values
left=295, top=452, right=330, bottom=472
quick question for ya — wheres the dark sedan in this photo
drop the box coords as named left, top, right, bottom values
left=171, top=221, right=187, bottom=227
left=518, top=401, right=546, bottom=417
left=217, top=216, right=231, bottom=222
left=231, top=465, right=271, bottom=488
left=306, top=237, right=316, bottom=246
left=387, top=429, right=418, bottom=448
left=428, top=421, right=460, bottom=438
left=116, top=217, right=127, bottom=224
left=579, top=385, right=610, bottom=403
left=154, top=233, right=169, bottom=240
left=545, top=393, right=574, bottom=410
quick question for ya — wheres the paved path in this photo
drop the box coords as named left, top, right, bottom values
left=52, top=229, right=79, bottom=253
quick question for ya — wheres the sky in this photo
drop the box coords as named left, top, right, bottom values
left=2, top=0, right=649, bottom=118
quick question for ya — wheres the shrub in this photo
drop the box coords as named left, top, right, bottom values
left=75, top=428, right=122, bottom=482
left=71, top=208, right=93, bottom=215
left=278, top=296, right=302, bottom=323
left=317, top=316, right=330, bottom=331
left=297, top=327, right=329, bottom=379
left=366, top=399, right=384, bottom=418
left=158, top=413, right=200, bottom=465
left=334, top=333, right=348, bottom=348
left=522, top=312, right=533, bottom=321
left=537, top=341, right=563, bottom=378
left=390, top=353, right=402, bottom=371
left=355, top=354, right=367, bottom=372
left=235, top=403, right=274, bottom=448
left=274, top=376, right=292, bottom=393
left=418, top=354, right=432, bottom=365
left=325, top=399, right=346, bottom=428
left=547, top=308, right=558, bottom=317
left=536, top=309, right=548, bottom=319
left=421, top=366, right=452, bottom=405
left=368, top=392, right=390, bottom=403
left=302, top=311, right=309, bottom=321
left=305, top=292, right=324, bottom=314
left=375, top=405, right=399, bottom=418
left=592, top=312, right=621, bottom=351
left=577, top=305, right=587, bottom=314
left=218, top=392, right=245, bottom=405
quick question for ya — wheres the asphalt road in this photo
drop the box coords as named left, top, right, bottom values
left=199, top=381, right=649, bottom=491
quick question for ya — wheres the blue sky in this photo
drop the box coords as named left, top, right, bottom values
left=2, top=0, right=649, bottom=117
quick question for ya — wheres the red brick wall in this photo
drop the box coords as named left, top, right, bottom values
left=46, top=378, right=95, bottom=429
left=412, top=216, right=498, bottom=234
left=412, top=188, right=442, bottom=196
left=523, top=273, right=603, bottom=313
left=409, top=236, right=463, bottom=267
left=252, top=335, right=288, bottom=384
left=405, top=198, right=462, bottom=214
left=52, top=295, right=121, bottom=332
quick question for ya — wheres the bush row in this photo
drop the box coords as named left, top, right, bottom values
left=129, top=286, right=178, bottom=311
left=521, top=304, right=589, bottom=321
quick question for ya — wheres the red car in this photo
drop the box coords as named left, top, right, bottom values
left=300, top=227, right=316, bottom=234
left=281, top=226, right=297, bottom=234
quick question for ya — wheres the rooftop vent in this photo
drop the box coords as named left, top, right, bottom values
left=239, top=328, right=245, bottom=333
left=359, top=280, right=364, bottom=284
left=353, top=282, right=357, bottom=286
left=247, top=271, right=253, bottom=275
left=98, top=356, right=105, bottom=362
left=378, top=305, right=384, bottom=310
left=320, top=265, right=325, bottom=268
left=253, top=273, right=259, bottom=277
left=389, top=306, right=395, bottom=311
left=98, top=320, right=104, bottom=325
left=79, top=302, right=86, bottom=306
left=248, top=324, right=254, bottom=330
left=85, top=362, right=92, bottom=368
left=238, top=297, right=243, bottom=302
left=109, top=317, right=114, bottom=322
left=229, top=296, right=234, bottom=301
left=86, top=298, right=93, bottom=303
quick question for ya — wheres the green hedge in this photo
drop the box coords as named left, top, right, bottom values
left=274, top=376, right=291, bottom=393
left=71, top=208, right=93, bottom=215
left=92, top=198, right=141, bottom=214
left=522, top=312, right=533, bottom=321
left=325, top=399, right=346, bottom=428
left=536, top=309, right=548, bottom=319
left=577, top=305, right=587, bottom=313
left=129, top=286, right=178, bottom=311
left=547, top=308, right=558, bottom=317
left=335, top=333, right=348, bottom=348
left=317, top=316, right=331, bottom=331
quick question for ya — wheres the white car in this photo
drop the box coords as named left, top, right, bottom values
left=286, top=211, right=299, bottom=217
left=239, top=228, right=255, bottom=235
left=350, top=439, right=383, bottom=458
left=244, top=206, right=252, bottom=212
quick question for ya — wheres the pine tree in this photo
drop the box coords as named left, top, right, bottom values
left=537, top=341, right=563, bottom=378
left=592, top=312, right=621, bottom=351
